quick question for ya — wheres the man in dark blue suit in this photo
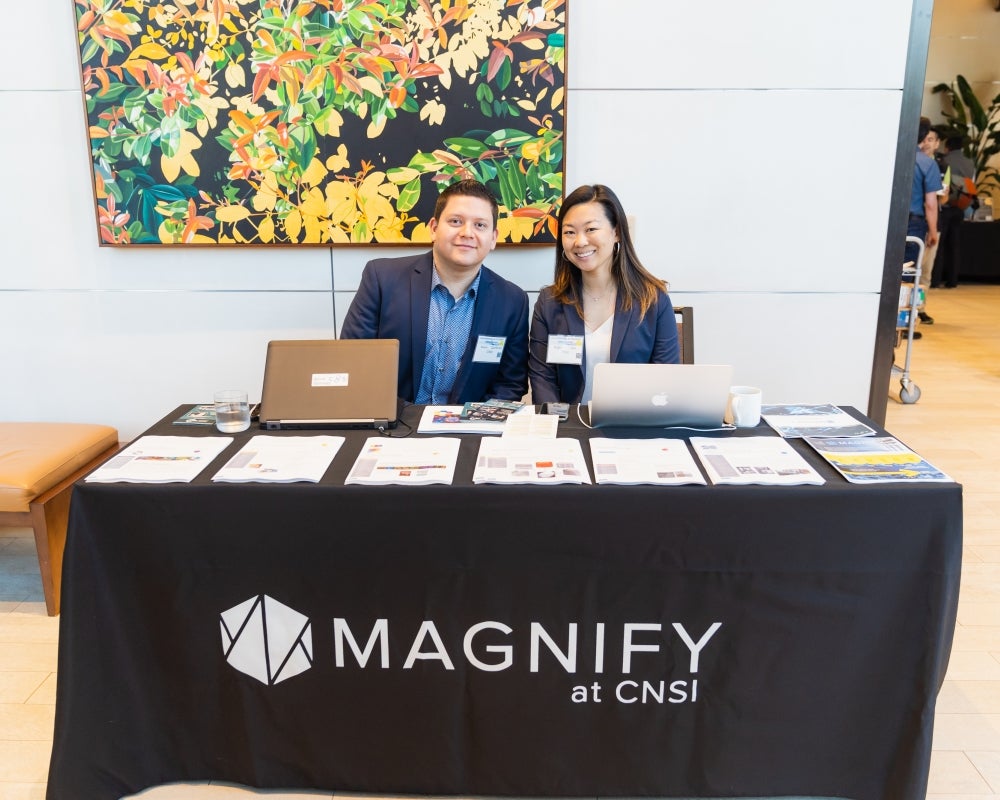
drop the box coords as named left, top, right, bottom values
left=340, top=180, right=529, bottom=404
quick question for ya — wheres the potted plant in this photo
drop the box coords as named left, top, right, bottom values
left=932, top=74, right=1000, bottom=198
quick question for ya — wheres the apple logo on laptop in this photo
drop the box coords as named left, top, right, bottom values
left=651, top=393, right=670, bottom=406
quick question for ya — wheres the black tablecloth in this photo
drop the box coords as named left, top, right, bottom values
left=47, top=406, right=962, bottom=800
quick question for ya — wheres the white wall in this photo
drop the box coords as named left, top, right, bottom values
left=924, top=0, right=1000, bottom=205
left=0, top=0, right=913, bottom=440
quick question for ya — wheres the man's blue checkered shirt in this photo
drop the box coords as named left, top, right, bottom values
left=415, top=267, right=482, bottom=404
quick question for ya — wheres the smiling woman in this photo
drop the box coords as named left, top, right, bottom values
left=527, top=184, right=681, bottom=405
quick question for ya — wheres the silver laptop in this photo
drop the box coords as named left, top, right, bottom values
left=259, top=339, right=399, bottom=430
left=589, top=363, right=733, bottom=428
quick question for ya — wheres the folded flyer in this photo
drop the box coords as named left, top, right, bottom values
left=760, top=404, right=876, bottom=438
left=86, top=435, right=232, bottom=483
left=172, top=404, right=217, bottom=426
left=804, top=436, right=952, bottom=483
left=212, top=435, right=344, bottom=483
left=461, top=399, right=526, bottom=422
left=472, top=436, right=591, bottom=485
left=418, top=405, right=527, bottom=435
left=345, top=437, right=460, bottom=486
left=589, top=438, right=706, bottom=486
left=690, top=436, right=824, bottom=486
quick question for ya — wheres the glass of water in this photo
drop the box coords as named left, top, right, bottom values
left=214, top=389, right=251, bottom=433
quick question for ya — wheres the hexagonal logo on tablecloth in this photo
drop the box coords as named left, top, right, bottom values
left=220, top=595, right=313, bottom=685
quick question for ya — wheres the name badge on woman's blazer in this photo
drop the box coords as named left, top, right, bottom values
left=547, top=334, right=584, bottom=364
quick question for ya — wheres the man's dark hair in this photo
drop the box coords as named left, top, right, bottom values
left=918, top=116, right=932, bottom=144
left=433, top=179, right=500, bottom=228
left=945, top=135, right=965, bottom=151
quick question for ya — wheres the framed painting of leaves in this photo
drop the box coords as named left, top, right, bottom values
left=76, top=0, right=567, bottom=246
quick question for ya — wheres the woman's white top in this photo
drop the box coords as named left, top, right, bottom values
left=581, top=315, right=614, bottom=404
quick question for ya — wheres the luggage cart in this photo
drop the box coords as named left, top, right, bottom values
left=893, top=235, right=924, bottom=404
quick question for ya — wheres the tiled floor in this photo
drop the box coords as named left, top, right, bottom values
left=0, top=534, right=59, bottom=800
left=888, top=284, right=1000, bottom=800
left=2, top=285, right=999, bottom=800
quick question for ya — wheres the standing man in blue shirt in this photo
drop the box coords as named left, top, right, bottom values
left=905, top=118, right=943, bottom=335
left=340, top=180, right=529, bottom=404
left=907, top=118, right=943, bottom=265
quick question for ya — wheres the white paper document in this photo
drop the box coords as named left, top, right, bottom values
left=690, top=436, right=825, bottom=486
left=472, top=436, right=591, bottom=485
left=804, top=436, right=953, bottom=483
left=86, top=435, right=232, bottom=484
left=212, top=435, right=345, bottom=483
left=761, top=404, right=876, bottom=438
left=417, top=405, right=529, bottom=435
left=345, top=437, right=460, bottom=486
left=502, top=412, right=558, bottom=439
left=589, top=438, right=706, bottom=486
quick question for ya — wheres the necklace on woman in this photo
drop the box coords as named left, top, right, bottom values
left=583, top=284, right=615, bottom=303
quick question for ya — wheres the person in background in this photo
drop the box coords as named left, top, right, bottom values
left=340, top=179, right=529, bottom=404
left=917, top=123, right=945, bottom=324
left=906, top=118, right=944, bottom=332
left=528, top=184, right=679, bottom=404
left=934, top=134, right=977, bottom=288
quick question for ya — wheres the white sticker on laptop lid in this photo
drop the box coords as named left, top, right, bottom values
left=312, top=373, right=348, bottom=387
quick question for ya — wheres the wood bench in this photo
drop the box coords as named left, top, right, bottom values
left=0, top=423, right=119, bottom=615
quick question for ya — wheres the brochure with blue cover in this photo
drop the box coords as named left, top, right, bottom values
left=805, top=436, right=952, bottom=483
left=172, top=404, right=216, bottom=426
left=761, top=404, right=876, bottom=438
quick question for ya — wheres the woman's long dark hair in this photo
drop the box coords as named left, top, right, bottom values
left=551, top=184, right=666, bottom=319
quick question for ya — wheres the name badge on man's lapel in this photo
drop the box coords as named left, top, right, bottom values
left=547, top=334, right=584, bottom=364
left=472, top=335, right=506, bottom=363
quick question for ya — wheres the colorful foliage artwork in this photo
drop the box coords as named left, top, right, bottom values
left=76, top=0, right=566, bottom=245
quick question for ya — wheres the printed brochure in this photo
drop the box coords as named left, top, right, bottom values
left=760, top=404, right=876, bottom=438
left=804, top=436, right=952, bottom=483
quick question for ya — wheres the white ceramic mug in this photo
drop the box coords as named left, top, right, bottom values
left=728, top=386, right=762, bottom=428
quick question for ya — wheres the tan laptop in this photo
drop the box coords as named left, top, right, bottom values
left=589, top=363, right=733, bottom=428
left=259, top=339, right=399, bottom=430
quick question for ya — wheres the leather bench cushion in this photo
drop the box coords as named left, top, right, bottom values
left=0, top=423, right=119, bottom=513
